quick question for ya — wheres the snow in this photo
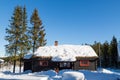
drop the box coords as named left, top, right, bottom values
left=101, top=68, right=114, bottom=74
left=52, top=55, right=76, bottom=62
left=0, top=66, right=120, bottom=80
left=117, top=42, right=120, bottom=61
left=0, top=72, right=49, bottom=80
left=62, top=71, right=85, bottom=80
left=24, top=45, right=98, bottom=61
left=24, top=53, right=33, bottom=59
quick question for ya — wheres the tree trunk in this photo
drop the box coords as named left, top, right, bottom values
left=33, top=40, right=35, bottom=53
left=13, top=60, right=16, bottom=73
left=13, top=53, right=16, bottom=73
left=13, top=42, right=17, bottom=73
left=19, top=58, right=22, bottom=73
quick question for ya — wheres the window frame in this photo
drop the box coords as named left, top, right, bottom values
left=80, top=60, right=89, bottom=67
left=39, top=61, right=48, bottom=66
left=60, top=62, right=71, bottom=68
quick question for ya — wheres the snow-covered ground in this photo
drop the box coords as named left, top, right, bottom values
left=0, top=66, right=120, bottom=80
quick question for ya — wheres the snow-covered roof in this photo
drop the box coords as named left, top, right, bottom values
left=0, top=59, right=4, bottom=63
left=24, top=45, right=98, bottom=61
left=24, top=53, right=33, bottom=59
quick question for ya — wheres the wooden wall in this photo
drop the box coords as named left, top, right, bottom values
left=73, top=59, right=97, bottom=70
left=23, top=57, right=98, bottom=72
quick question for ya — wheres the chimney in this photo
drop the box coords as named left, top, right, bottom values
left=54, top=41, right=58, bottom=46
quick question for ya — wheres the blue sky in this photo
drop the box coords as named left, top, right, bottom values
left=0, top=0, right=120, bottom=56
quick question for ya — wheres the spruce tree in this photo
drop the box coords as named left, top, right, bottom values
left=92, top=41, right=101, bottom=67
left=29, top=9, right=46, bottom=53
left=92, top=41, right=99, bottom=55
left=5, top=6, right=22, bottom=73
left=101, top=41, right=110, bottom=67
left=110, top=36, right=118, bottom=68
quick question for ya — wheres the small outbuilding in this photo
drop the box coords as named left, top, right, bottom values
left=0, top=59, right=4, bottom=64
left=23, top=42, right=98, bottom=72
left=0, top=59, right=4, bottom=68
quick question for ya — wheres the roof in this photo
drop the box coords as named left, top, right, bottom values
left=24, top=45, right=98, bottom=61
left=0, top=59, right=4, bottom=63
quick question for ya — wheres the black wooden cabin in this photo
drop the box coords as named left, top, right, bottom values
left=23, top=43, right=98, bottom=72
left=24, top=56, right=98, bottom=72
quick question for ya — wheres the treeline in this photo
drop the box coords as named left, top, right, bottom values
left=92, top=36, right=120, bottom=68
left=5, top=6, right=46, bottom=73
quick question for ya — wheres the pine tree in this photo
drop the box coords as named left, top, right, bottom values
left=109, top=36, right=118, bottom=68
left=39, top=26, right=47, bottom=46
left=29, top=9, right=46, bottom=53
left=18, top=6, right=29, bottom=73
left=5, top=6, right=22, bottom=73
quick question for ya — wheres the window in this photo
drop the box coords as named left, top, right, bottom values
left=60, top=62, right=70, bottom=67
left=80, top=60, right=89, bottom=67
left=40, top=61, right=48, bottom=66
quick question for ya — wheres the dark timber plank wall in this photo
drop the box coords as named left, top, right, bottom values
left=73, top=60, right=97, bottom=70
left=23, top=57, right=98, bottom=72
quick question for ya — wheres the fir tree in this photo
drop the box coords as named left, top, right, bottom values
left=29, top=9, right=46, bottom=53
